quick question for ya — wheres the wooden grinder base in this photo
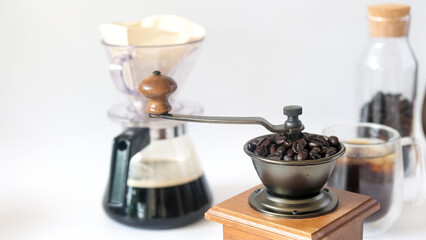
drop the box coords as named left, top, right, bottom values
left=205, top=185, right=379, bottom=240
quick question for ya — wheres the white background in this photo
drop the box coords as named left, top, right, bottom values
left=1, top=0, right=426, bottom=239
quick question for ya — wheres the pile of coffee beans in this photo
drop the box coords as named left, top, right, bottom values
left=360, top=92, right=413, bottom=170
left=247, top=132, right=340, bottom=161
left=360, top=92, right=413, bottom=137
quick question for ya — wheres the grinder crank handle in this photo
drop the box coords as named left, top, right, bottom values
left=138, top=70, right=304, bottom=134
left=149, top=113, right=287, bottom=133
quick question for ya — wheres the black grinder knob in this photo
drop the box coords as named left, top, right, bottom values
left=283, top=105, right=304, bottom=138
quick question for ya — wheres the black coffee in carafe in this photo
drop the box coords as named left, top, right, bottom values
left=104, top=127, right=212, bottom=229
left=104, top=176, right=211, bottom=228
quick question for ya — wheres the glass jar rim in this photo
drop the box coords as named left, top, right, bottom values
left=322, top=122, right=401, bottom=146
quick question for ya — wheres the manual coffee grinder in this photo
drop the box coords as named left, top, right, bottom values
left=101, top=40, right=212, bottom=229
left=139, top=72, right=381, bottom=239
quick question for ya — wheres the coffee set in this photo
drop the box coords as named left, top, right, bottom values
left=99, top=6, right=425, bottom=239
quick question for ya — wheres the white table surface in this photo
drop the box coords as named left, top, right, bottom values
left=2, top=0, right=426, bottom=239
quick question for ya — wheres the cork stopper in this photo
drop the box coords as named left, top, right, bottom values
left=368, top=4, right=410, bottom=38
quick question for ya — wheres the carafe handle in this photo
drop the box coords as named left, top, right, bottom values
left=401, top=136, right=426, bottom=207
left=107, top=128, right=150, bottom=208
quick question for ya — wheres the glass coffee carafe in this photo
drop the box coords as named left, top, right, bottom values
left=101, top=39, right=212, bottom=229
left=105, top=123, right=211, bottom=228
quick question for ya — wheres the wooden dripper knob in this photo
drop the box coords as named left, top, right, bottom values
left=138, top=70, right=177, bottom=114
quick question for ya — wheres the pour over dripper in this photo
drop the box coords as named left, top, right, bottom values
left=102, top=39, right=204, bottom=124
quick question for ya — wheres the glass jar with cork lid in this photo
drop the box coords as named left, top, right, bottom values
left=357, top=4, right=422, bottom=174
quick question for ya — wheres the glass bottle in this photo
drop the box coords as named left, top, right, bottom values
left=357, top=4, right=417, bottom=170
left=351, top=5, right=426, bottom=237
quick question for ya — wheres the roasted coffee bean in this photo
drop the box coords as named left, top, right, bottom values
left=302, top=149, right=309, bottom=158
left=275, top=134, right=286, bottom=145
left=256, top=137, right=267, bottom=147
left=259, top=138, right=273, bottom=147
left=329, top=147, right=337, bottom=152
left=269, top=144, right=277, bottom=155
left=291, top=139, right=306, bottom=153
left=296, top=150, right=309, bottom=161
left=254, top=146, right=269, bottom=157
left=292, top=142, right=298, bottom=153
left=328, top=136, right=339, bottom=147
left=309, top=147, right=322, bottom=159
left=283, top=140, right=292, bottom=148
left=297, top=139, right=307, bottom=148
left=247, top=141, right=257, bottom=152
left=286, top=148, right=295, bottom=157
left=276, top=146, right=286, bottom=154
left=317, top=135, right=330, bottom=147
left=308, top=140, right=322, bottom=148
left=310, top=151, right=322, bottom=159
left=311, top=135, right=323, bottom=146
left=310, top=147, right=321, bottom=153
left=309, top=134, right=318, bottom=140
left=303, top=132, right=311, bottom=141
left=268, top=153, right=283, bottom=160
left=321, top=147, right=328, bottom=154
left=283, top=155, right=293, bottom=161
left=325, top=148, right=337, bottom=157
left=310, top=148, right=321, bottom=157
left=309, top=134, right=318, bottom=139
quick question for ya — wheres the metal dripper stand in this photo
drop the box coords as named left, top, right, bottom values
left=139, top=70, right=348, bottom=219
